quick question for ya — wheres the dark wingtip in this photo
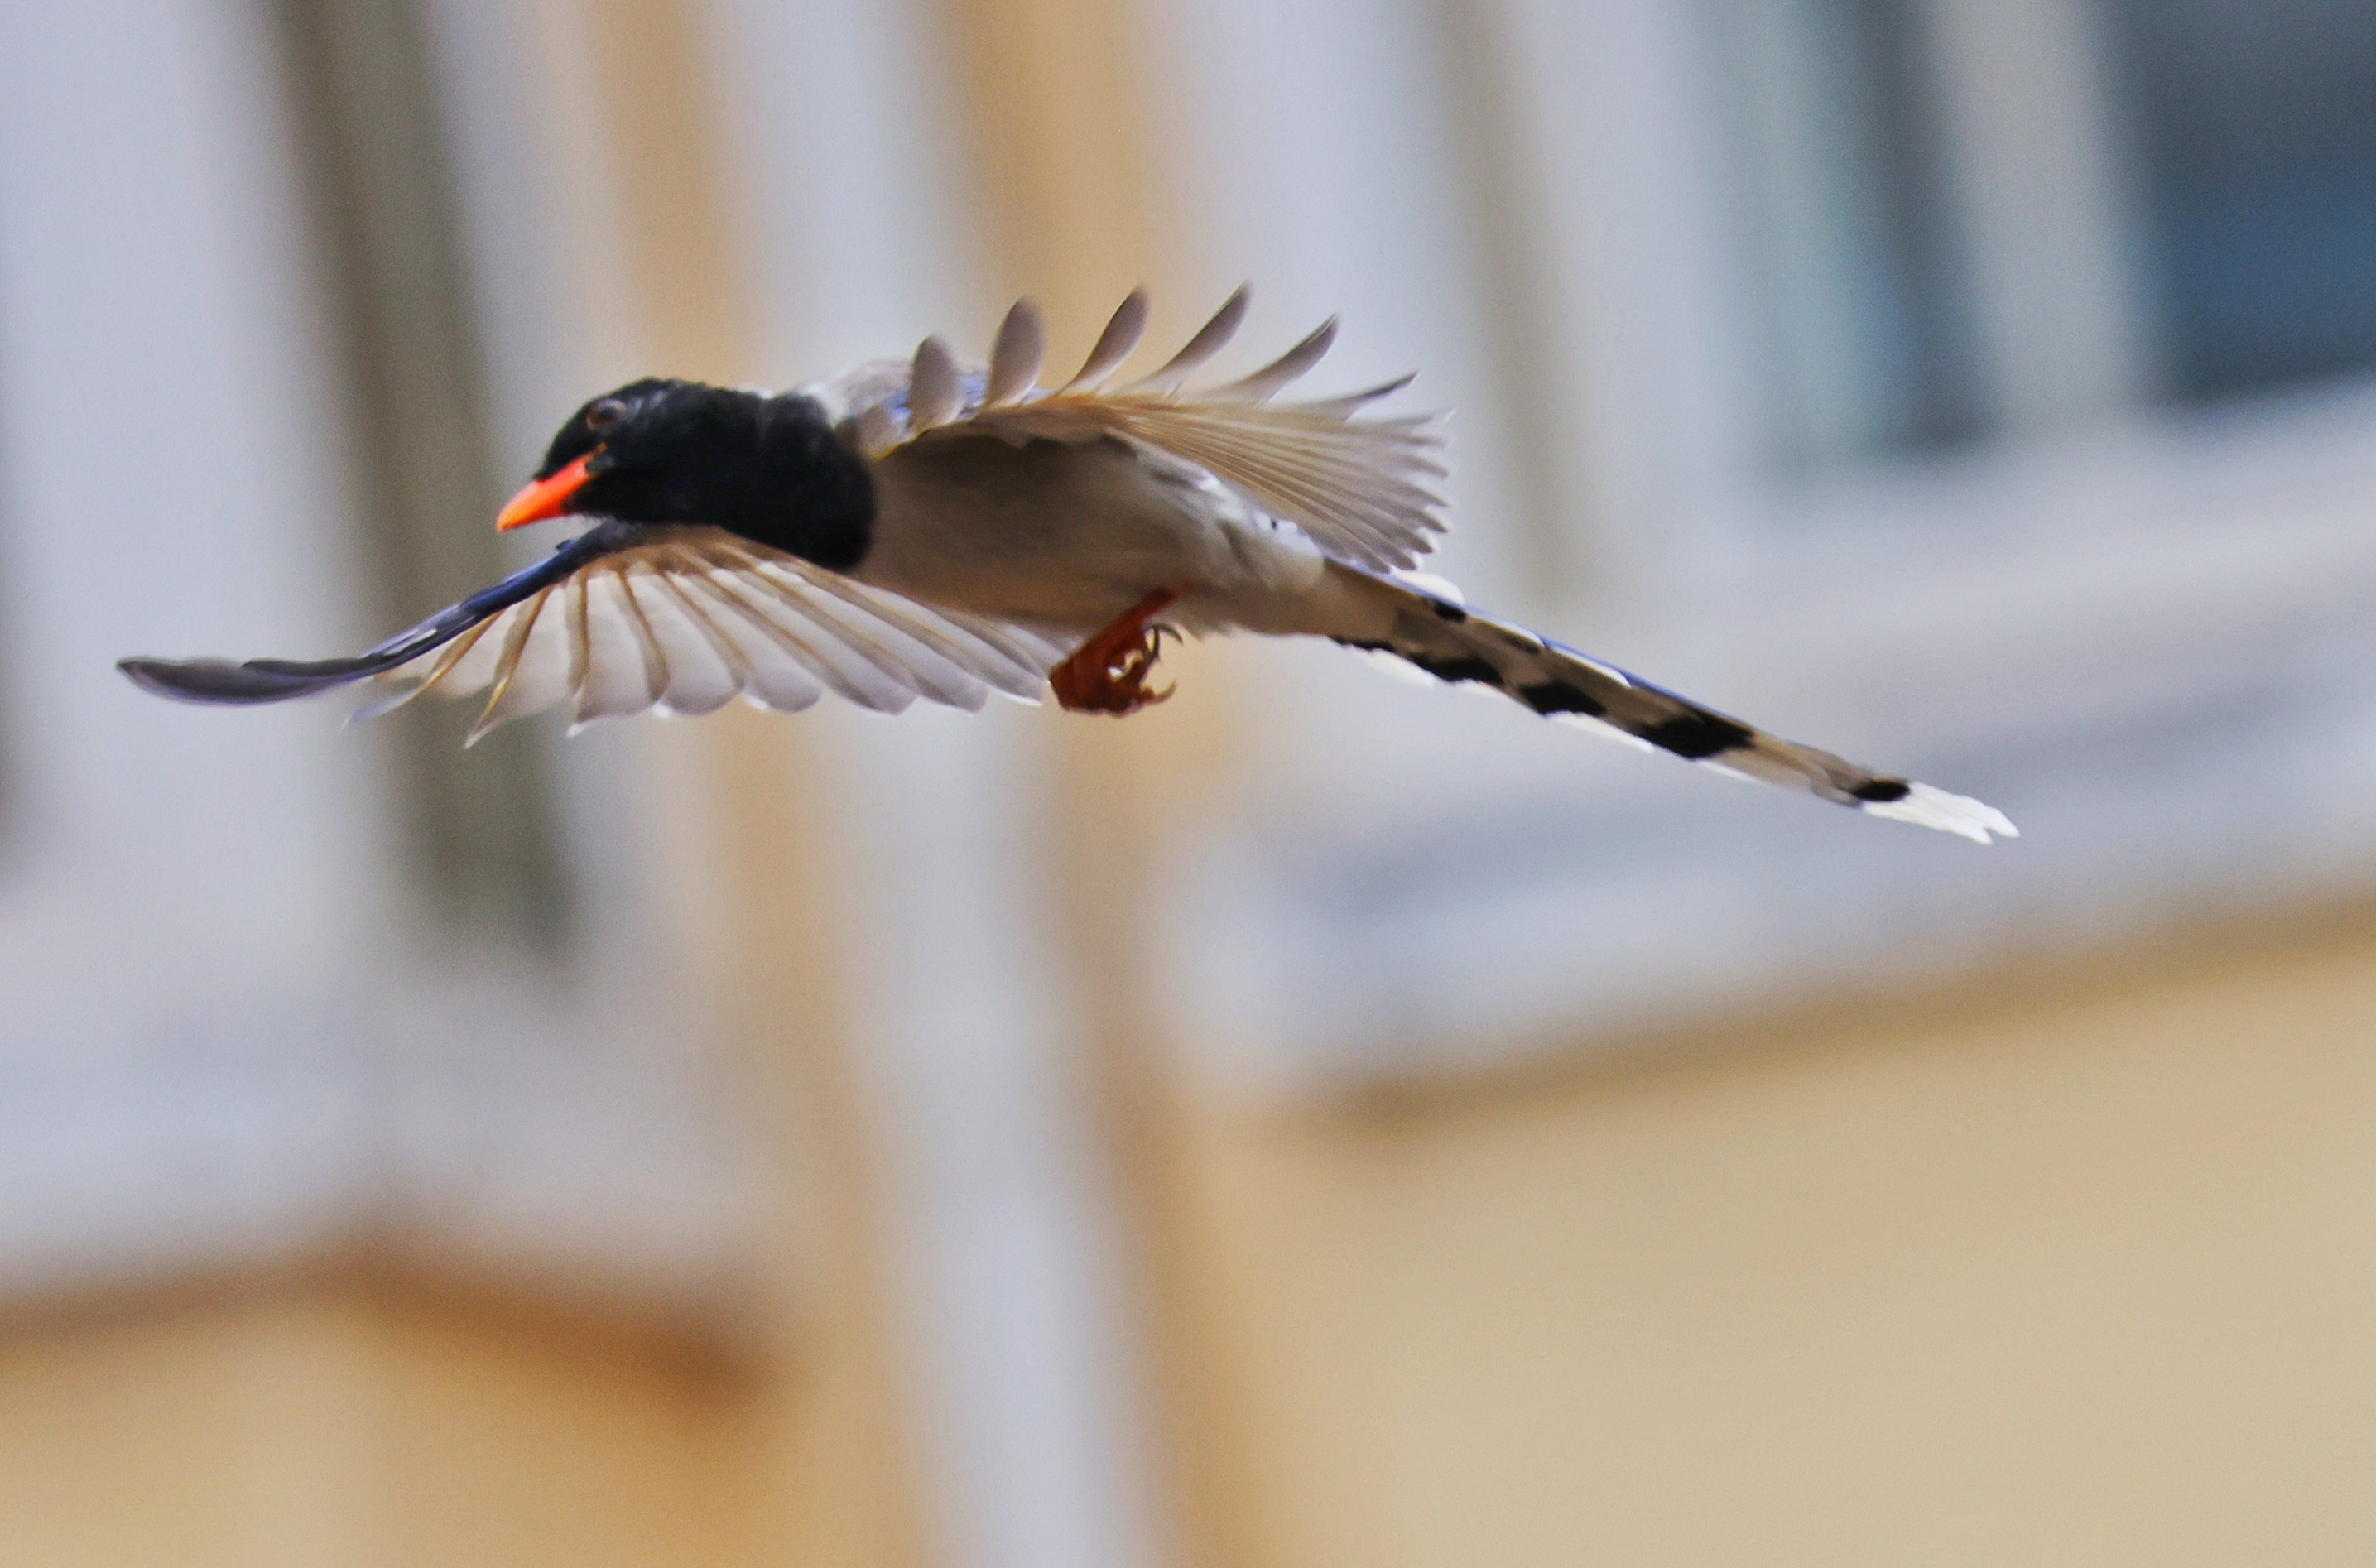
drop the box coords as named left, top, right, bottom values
left=117, top=655, right=360, bottom=705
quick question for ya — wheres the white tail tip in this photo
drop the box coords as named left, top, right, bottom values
left=1859, top=782, right=2018, bottom=845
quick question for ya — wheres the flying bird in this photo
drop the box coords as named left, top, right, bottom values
left=119, top=288, right=2014, bottom=844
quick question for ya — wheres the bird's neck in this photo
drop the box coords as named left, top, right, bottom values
left=696, top=392, right=876, bottom=572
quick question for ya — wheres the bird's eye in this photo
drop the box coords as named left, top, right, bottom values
left=585, top=397, right=628, bottom=432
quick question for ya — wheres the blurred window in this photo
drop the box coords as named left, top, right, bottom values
left=1721, top=0, right=2376, bottom=468
left=2105, top=0, right=2376, bottom=401
left=1718, top=0, right=1987, bottom=464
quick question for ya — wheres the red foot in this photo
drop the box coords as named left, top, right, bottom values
left=1049, top=589, right=1183, bottom=715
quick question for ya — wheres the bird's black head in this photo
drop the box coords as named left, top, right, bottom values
left=497, top=378, right=875, bottom=571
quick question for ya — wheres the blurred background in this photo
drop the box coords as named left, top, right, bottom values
left=2, top=0, right=2374, bottom=1562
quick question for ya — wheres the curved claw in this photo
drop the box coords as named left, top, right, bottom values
left=1049, top=589, right=1184, bottom=715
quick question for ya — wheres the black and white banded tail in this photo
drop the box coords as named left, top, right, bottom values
left=1317, top=564, right=2014, bottom=844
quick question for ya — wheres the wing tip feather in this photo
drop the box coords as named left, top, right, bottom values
left=985, top=297, right=1046, bottom=406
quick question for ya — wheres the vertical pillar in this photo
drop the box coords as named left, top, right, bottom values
left=562, top=4, right=932, bottom=1565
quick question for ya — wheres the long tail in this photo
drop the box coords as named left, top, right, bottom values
left=1306, top=561, right=2014, bottom=844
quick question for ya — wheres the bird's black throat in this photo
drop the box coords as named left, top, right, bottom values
left=566, top=383, right=875, bottom=570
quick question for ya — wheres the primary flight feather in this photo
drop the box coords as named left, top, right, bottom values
left=119, top=288, right=2015, bottom=844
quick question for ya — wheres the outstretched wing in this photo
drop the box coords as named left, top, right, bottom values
left=119, top=523, right=631, bottom=705
left=120, top=525, right=1065, bottom=743
left=833, top=289, right=1449, bottom=573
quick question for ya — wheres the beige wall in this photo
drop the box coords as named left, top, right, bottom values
left=2, top=916, right=2369, bottom=1566
left=1152, top=914, right=2376, bottom=1567
left=0, top=1281, right=754, bottom=1568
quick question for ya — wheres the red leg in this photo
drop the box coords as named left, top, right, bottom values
left=1048, top=589, right=1184, bottom=715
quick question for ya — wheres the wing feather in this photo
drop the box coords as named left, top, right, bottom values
left=984, top=298, right=1046, bottom=407
left=711, top=540, right=1048, bottom=700
left=573, top=570, right=664, bottom=724
left=1057, top=288, right=1150, bottom=392
left=909, top=335, right=962, bottom=430
left=349, top=527, right=1031, bottom=736
left=1203, top=317, right=1337, bottom=403
left=724, top=564, right=984, bottom=710
left=667, top=570, right=828, bottom=714
left=469, top=585, right=572, bottom=743
left=564, top=570, right=594, bottom=697
left=1292, top=373, right=1419, bottom=419
left=423, top=606, right=514, bottom=697
left=854, top=290, right=1448, bottom=570
left=1119, top=286, right=1248, bottom=395
left=661, top=544, right=921, bottom=713
left=604, top=561, right=673, bottom=708
left=637, top=564, right=749, bottom=714
left=935, top=610, right=1071, bottom=676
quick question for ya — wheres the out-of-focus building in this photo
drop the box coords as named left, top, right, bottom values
left=1, top=1, right=2372, bottom=1563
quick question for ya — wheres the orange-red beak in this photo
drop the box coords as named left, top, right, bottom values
left=496, top=450, right=600, bottom=531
